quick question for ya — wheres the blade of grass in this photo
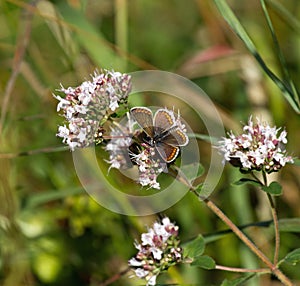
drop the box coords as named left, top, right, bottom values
left=260, top=0, right=299, bottom=104
left=56, top=2, right=124, bottom=70
left=213, top=0, right=300, bottom=113
left=266, top=0, right=300, bottom=35
left=115, top=0, right=128, bottom=71
left=25, top=187, right=85, bottom=208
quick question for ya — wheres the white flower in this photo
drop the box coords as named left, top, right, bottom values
left=217, top=116, right=294, bottom=173
left=54, top=69, right=132, bottom=150
left=129, top=217, right=182, bottom=286
left=54, top=95, right=70, bottom=112
left=105, top=114, right=134, bottom=170
left=128, top=258, right=143, bottom=267
left=135, top=268, right=149, bottom=278
left=130, top=147, right=165, bottom=190
left=57, top=125, right=69, bottom=142
left=147, top=274, right=157, bottom=286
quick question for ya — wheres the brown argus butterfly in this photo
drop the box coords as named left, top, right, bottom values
left=130, top=107, right=189, bottom=163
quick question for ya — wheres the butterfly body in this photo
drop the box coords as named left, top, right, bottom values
left=130, top=107, right=189, bottom=163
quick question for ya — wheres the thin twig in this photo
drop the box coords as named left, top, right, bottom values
left=262, top=171, right=280, bottom=265
left=201, top=196, right=292, bottom=285
left=0, top=146, right=69, bottom=159
left=267, top=193, right=280, bottom=265
left=215, top=265, right=269, bottom=273
left=171, top=166, right=294, bottom=286
left=96, top=267, right=130, bottom=286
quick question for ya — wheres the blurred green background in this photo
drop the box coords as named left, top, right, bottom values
left=0, top=0, right=300, bottom=285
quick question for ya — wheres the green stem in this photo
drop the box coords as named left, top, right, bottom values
left=267, top=192, right=280, bottom=265
left=262, top=171, right=280, bottom=265
left=114, top=0, right=128, bottom=71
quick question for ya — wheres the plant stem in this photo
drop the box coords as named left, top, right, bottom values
left=200, top=194, right=293, bottom=286
left=201, top=195, right=272, bottom=268
left=215, top=265, right=269, bottom=273
left=267, top=193, right=280, bottom=265
left=96, top=267, right=130, bottom=286
left=262, top=171, right=280, bottom=265
left=171, top=167, right=293, bottom=285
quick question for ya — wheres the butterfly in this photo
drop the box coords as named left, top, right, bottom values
left=130, top=107, right=189, bottom=163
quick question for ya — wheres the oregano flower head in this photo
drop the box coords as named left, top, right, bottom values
left=218, top=116, right=293, bottom=173
left=128, top=217, right=182, bottom=285
left=54, top=70, right=131, bottom=151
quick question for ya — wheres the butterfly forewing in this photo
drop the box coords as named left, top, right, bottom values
left=153, top=109, right=176, bottom=134
left=155, top=142, right=179, bottom=163
left=130, top=107, right=154, bottom=137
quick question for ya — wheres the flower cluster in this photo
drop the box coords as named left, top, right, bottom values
left=130, top=145, right=166, bottom=189
left=218, top=116, right=294, bottom=173
left=128, top=217, right=182, bottom=285
left=54, top=70, right=131, bottom=151
left=105, top=114, right=134, bottom=170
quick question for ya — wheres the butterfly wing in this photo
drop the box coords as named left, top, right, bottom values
left=153, top=109, right=176, bottom=134
left=130, top=107, right=154, bottom=137
left=155, top=142, right=179, bottom=163
left=163, top=128, right=189, bottom=146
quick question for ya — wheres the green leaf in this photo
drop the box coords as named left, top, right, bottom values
left=180, top=162, right=205, bottom=181
left=25, top=187, right=84, bottom=208
left=191, top=255, right=215, bottom=269
left=292, top=158, right=300, bottom=166
left=266, top=0, right=300, bottom=36
left=283, top=248, right=300, bottom=265
left=278, top=218, right=300, bottom=233
left=260, top=0, right=298, bottom=99
left=183, top=235, right=205, bottom=258
left=233, top=178, right=261, bottom=187
left=261, top=182, right=282, bottom=196
left=221, top=273, right=256, bottom=286
left=213, top=0, right=300, bottom=113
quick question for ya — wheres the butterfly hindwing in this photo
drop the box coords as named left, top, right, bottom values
left=155, top=142, right=179, bottom=163
left=163, top=128, right=189, bottom=146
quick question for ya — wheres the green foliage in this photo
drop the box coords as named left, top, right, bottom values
left=191, top=255, right=216, bottom=269
left=282, top=248, right=300, bottom=265
left=213, top=0, right=300, bottom=113
left=180, top=162, right=205, bottom=182
left=183, top=235, right=205, bottom=259
left=261, top=181, right=283, bottom=196
left=278, top=218, right=300, bottom=233
left=221, top=273, right=257, bottom=286
left=183, top=235, right=215, bottom=270
left=233, top=178, right=262, bottom=187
